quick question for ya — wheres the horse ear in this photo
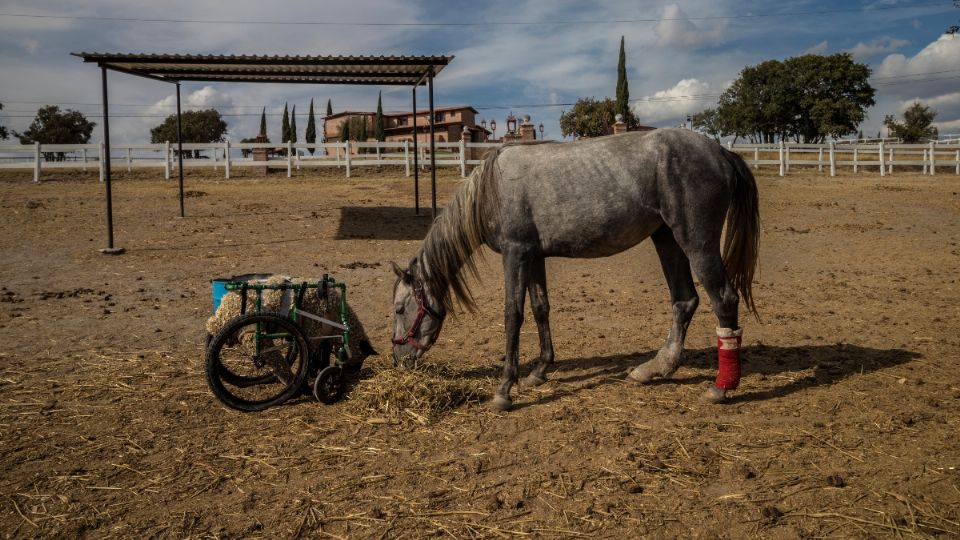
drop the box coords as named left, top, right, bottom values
left=390, top=261, right=413, bottom=284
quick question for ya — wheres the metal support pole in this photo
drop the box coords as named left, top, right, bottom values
left=428, top=69, right=437, bottom=220
left=345, top=141, right=351, bottom=177
left=412, top=85, right=420, bottom=215
left=33, top=142, right=40, bottom=184
left=404, top=140, right=410, bottom=177
left=99, top=142, right=105, bottom=183
left=175, top=83, right=185, bottom=218
left=100, top=66, right=119, bottom=253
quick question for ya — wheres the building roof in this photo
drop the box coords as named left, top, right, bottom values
left=70, top=53, right=454, bottom=85
left=325, top=105, right=479, bottom=120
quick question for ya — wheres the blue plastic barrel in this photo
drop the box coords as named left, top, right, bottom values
left=211, top=274, right=272, bottom=311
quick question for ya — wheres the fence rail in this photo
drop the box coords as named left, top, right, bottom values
left=1, top=139, right=958, bottom=182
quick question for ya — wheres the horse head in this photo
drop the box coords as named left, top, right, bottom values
left=390, top=258, right=446, bottom=366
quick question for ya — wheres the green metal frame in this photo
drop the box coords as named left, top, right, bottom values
left=224, top=275, right=351, bottom=366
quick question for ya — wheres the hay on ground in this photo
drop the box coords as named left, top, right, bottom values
left=344, top=363, right=490, bottom=424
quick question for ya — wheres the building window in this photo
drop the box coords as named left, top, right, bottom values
left=397, top=117, right=408, bottom=126
left=435, top=112, right=445, bottom=122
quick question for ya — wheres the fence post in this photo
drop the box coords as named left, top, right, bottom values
left=404, top=140, right=410, bottom=177
left=33, top=142, right=41, bottom=184
left=922, top=149, right=928, bottom=174
left=296, top=145, right=301, bottom=171
left=286, top=140, right=292, bottom=178
left=459, top=138, right=466, bottom=178
left=99, top=141, right=105, bottom=182
left=888, top=147, right=893, bottom=174
left=853, top=147, right=858, bottom=173
left=929, top=142, right=936, bottom=176
left=345, top=141, right=351, bottom=178
left=212, top=145, right=218, bottom=171
left=82, top=147, right=88, bottom=171
left=785, top=144, right=790, bottom=173
left=879, top=141, right=886, bottom=177
left=164, top=141, right=171, bottom=180
left=753, top=146, right=759, bottom=170
left=818, top=147, right=823, bottom=172
left=829, top=141, right=836, bottom=177
left=225, top=141, right=231, bottom=179
left=778, top=140, right=785, bottom=176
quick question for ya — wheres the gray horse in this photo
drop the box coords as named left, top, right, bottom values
left=391, top=128, right=759, bottom=411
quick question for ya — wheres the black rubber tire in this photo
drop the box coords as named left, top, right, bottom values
left=205, top=311, right=310, bottom=412
left=313, top=365, right=344, bottom=405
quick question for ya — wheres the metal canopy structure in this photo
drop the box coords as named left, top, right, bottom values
left=71, top=52, right=454, bottom=252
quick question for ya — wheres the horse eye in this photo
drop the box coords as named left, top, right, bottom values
left=395, top=304, right=405, bottom=315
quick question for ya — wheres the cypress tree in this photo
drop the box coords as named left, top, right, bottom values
left=375, top=92, right=385, bottom=141
left=615, top=36, right=630, bottom=125
left=326, top=98, right=333, bottom=117
left=290, top=104, right=298, bottom=144
left=339, top=118, right=350, bottom=142
left=305, top=98, right=316, bottom=154
left=258, top=107, right=267, bottom=138
left=281, top=102, right=290, bottom=143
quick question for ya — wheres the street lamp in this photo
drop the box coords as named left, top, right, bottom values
left=506, top=112, right=517, bottom=134
left=481, top=119, right=487, bottom=130
left=538, top=123, right=544, bottom=140
left=490, top=119, right=497, bottom=141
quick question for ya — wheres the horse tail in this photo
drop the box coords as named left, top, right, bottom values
left=721, top=149, right=760, bottom=319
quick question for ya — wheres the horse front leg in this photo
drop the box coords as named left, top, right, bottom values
left=524, top=256, right=554, bottom=386
left=492, top=248, right=531, bottom=412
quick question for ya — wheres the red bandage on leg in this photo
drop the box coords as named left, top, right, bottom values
left=715, top=327, right=743, bottom=391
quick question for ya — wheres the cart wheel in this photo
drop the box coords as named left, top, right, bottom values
left=313, top=365, right=344, bottom=405
left=205, top=311, right=310, bottom=412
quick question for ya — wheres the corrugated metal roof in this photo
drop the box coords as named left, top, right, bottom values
left=71, top=53, right=453, bottom=85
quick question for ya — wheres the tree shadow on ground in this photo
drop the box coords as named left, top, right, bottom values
left=458, top=344, right=921, bottom=409
left=335, top=206, right=432, bottom=241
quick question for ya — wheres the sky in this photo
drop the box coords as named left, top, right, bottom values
left=0, top=0, right=958, bottom=144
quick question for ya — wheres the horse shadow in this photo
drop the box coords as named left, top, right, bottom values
left=335, top=206, right=433, bottom=241
left=458, top=343, right=920, bottom=408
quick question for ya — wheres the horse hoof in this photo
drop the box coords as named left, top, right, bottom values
left=524, top=374, right=547, bottom=387
left=490, top=395, right=513, bottom=412
left=627, top=366, right=656, bottom=384
left=702, top=386, right=728, bottom=404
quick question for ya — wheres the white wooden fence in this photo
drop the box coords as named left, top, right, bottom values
left=1, top=139, right=958, bottom=182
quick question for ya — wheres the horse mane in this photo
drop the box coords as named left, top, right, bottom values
left=418, top=149, right=502, bottom=313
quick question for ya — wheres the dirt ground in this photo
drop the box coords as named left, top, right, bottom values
left=1, top=164, right=958, bottom=539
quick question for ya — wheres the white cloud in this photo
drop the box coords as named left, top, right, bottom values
left=654, top=4, right=727, bottom=49
left=632, top=78, right=713, bottom=124
left=804, top=41, right=828, bottom=55
left=876, top=34, right=960, bottom=99
left=846, top=37, right=909, bottom=60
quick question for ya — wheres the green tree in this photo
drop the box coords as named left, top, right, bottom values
left=339, top=118, right=350, bottom=142
left=716, top=53, right=875, bottom=143
left=614, top=36, right=639, bottom=128
left=326, top=98, right=333, bottom=117
left=884, top=102, right=938, bottom=143
left=305, top=98, right=317, bottom=154
left=149, top=109, right=228, bottom=158
left=16, top=105, right=96, bottom=161
left=691, top=108, right=724, bottom=141
left=0, top=102, right=8, bottom=140
left=258, top=107, right=267, bottom=138
left=559, top=98, right=617, bottom=138
left=374, top=92, right=385, bottom=142
left=290, top=104, right=298, bottom=144
left=281, top=103, right=290, bottom=143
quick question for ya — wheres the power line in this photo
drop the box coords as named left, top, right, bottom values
left=0, top=2, right=949, bottom=27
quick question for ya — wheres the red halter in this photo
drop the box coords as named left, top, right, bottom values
left=392, top=280, right=444, bottom=351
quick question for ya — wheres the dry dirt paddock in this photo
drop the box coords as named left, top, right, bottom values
left=0, top=164, right=958, bottom=539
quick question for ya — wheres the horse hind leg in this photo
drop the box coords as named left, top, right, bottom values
left=524, top=257, right=554, bottom=386
left=685, top=248, right=741, bottom=403
left=628, top=226, right=699, bottom=383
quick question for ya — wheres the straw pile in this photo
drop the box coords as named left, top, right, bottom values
left=344, top=362, right=491, bottom=425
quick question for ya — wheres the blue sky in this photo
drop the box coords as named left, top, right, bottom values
left=0, top=0, right=957, bottom=143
